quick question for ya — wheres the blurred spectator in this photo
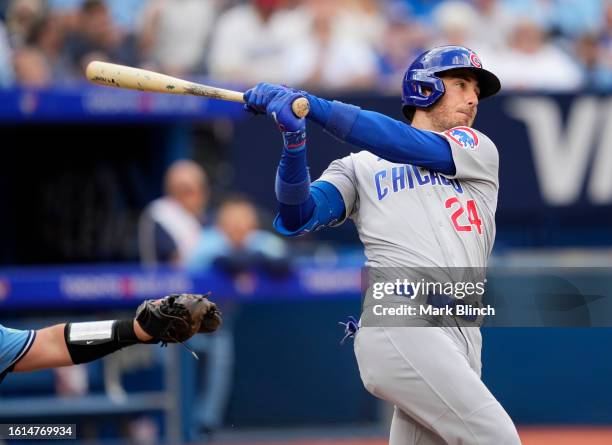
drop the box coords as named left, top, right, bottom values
left=431, top=1, right=481, bottom=48
left=12, top=44, right=47, bottom=85
left=47, top=0, right=81, bottom=11
left=207, top=0, right=311, bottom=86
left=0, top=0, right=610, bottom=93
left=593, top=0, right=612, bottom=90
left=398, top=0, right=445, bottom=24
left=106, top=0, right=147, bottom=33
left=138, top=159, right=209, bottom=266
left=138, top=0, right=218, bottom=76
left=551, top=0, right=603, bottom=38
left=574, top=33, right=608, bottom=90
left=13, top=15, right=69, bottom=87
left=187, top=195, right=288, bottom=275
left=0, top=19, right=14, bottom=86
left=291, top=0, right=379, bottom=91
left=501, top=0, right=554, bottom=31
left=575, top=32, right=599, bottom=72
left=48, top=0, right=148, bottom=33
left=487, top=17, right=584, bottom=91
left=431, top=0, right=517, bottom=68
left=138, top=159, right=232, bottom=440
left=376, top=2, right=428, bottom=92
left=334, top=0, right=386, bottom=49
left=5, top=0, right=45, bottom=47
left=63, top=0, right=139, bottom=77
left=471, top=0, right=517, bottom=51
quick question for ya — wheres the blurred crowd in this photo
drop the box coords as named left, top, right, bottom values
left=138, top=159, right=288, bottom=275
left=135, top=159, right=287, bottom=440
left=0, top=0, right=610, bottom=93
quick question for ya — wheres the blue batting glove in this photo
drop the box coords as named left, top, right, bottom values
left=267, top=90, right=306, bottom=133
left=243, top=82, right=287, bottom=115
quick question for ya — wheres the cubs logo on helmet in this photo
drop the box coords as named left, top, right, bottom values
left=469, top=53, right=482, bottom=68
left=444, top=127, right=479, bottom=150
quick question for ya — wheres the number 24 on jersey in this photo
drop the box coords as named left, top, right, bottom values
left=445, top=197, right=482, bottom=234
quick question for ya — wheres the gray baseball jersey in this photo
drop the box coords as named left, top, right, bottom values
left=318, top=127, right=520, bottom=444
left=318, top=126, right=498, bottom=269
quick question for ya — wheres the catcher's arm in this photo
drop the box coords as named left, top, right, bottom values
left=12, top=294, right=220, bottom=373
left=13, top=320, right=152, bottom=372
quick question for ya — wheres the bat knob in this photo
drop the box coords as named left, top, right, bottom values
left=291, top=97, right=310, bottom=119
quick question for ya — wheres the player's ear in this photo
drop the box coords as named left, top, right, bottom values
left=422, top=87, right=433, bottom=97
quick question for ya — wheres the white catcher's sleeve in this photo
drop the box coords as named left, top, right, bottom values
left=440, top=127, right=499, bottom=190
left=317, top=154, right=359, bottom=226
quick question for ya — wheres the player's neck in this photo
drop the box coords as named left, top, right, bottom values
left=410, top=114, right=445, bottom=133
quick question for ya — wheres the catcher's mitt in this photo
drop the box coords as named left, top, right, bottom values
left=136, top=293, right=222, bottom=344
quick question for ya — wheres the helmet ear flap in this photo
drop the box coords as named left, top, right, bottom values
left=401, top=74, right=445, bottom=121
left=402, top=105, right=415, bottom=121
left=414, top=79, right=444, bottom=101
left=414, top=82, right=432, bottom=97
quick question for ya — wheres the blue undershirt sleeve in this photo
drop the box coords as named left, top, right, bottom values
left=346, top=109, right=455, bottom=174
left=275, top=181, right=346, bottom=236
left=275, top=125, right=346, bottom=235
left=302, top=93, right=331, bottom=127
left=303, top=93, right=455, bottom=175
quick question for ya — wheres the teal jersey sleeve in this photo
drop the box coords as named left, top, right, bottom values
left=0, top=324, right=36, bottom=383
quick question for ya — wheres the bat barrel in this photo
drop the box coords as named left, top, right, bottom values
left=85, top=60, right=309, bottom=117
left=86, top=61, right=184, bottom=94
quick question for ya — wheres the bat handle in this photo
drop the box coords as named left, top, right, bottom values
left=291, top=97, right=310, bottom=119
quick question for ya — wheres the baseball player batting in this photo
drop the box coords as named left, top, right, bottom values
left=0, top=294, right=221, bottom=384
left=244, top=45, right=521, bottom=444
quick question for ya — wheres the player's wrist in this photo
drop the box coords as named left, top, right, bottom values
left=300, top=92, right=330, bottom=126
left=133, top=319, right=153, bottom=342
left=282, top=128, right=306, bottom=150
left=285, top=89, right=318, bottom=122
left=64, top=319, right=143, bottom=365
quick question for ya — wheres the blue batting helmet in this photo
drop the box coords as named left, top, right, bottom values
left=401, top=45, right=501, bottom=120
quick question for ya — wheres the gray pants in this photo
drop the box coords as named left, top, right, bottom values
left=354, top=327, right=521, bottom=445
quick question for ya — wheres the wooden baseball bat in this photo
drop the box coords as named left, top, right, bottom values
left=85, top=61, right=310, bottom=118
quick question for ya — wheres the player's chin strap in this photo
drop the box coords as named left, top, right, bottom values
left=338, top=316, right=360, bottom=345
